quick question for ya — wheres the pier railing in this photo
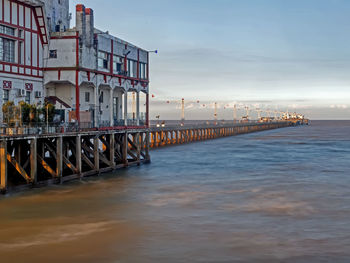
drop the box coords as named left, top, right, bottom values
left=0, top=122, right=94, bottom=136
left=0, top=121, right=149, bottom=137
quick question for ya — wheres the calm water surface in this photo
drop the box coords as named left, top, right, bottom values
left=0, top=120, right=350, bottom=263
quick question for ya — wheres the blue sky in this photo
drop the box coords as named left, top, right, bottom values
left=69, top=0, right=350, bottom=119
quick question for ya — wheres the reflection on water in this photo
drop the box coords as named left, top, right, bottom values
left=1, top=121, right=350, bottom=263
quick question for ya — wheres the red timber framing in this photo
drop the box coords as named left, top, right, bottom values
left=0, top=0, right=46, bottom=79
left=75, top=31, right=80, bottom=123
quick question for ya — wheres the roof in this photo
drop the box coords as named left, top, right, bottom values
left=15, top=0, right=44, bottom=7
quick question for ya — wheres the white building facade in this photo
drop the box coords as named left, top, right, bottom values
left=0, top=0, right=50, bottom=122
left=0, top=1, right=149, bottom=127
left=44, top=4, right=150, bottom=127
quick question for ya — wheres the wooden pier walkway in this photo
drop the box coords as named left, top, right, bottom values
left=0, top=121, right=296, bottom=193
left=149, top=121, right=293, bottom=148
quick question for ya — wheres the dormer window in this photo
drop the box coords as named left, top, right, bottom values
left=113, top=55, right=124, bottom=73
left=98, top=51, right=109, bottom=69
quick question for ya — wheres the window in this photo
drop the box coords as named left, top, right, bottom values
left=113, top=97, right=119, bottom=119
left=25, top=91, right=31, bottom=104
left=0, top=37, right=15, bottom=63
left=0, top=25, right=15, bottom=36
left=3, top=90, right=9, bottom=103
left=49, top=50, right=57, bottom=59
left=98, top=51, right=109, bottom=69
left=127, top=59, right=137, bottom=77
left=113, top=55, right=124, bottom=73
left=139, top=63, right=147, bottom=79
left=19, top=42, right=23, bottom=64
left=85, top=92, right=90, bottom=102
left=99, top=91, right=104, bottom=103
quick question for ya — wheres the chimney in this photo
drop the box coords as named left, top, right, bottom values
left=85, top=8, right=94, bottom=48
left=76, top=4, right=86, bottom=44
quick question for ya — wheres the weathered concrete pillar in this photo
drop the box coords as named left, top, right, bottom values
left=110, top=89, right=114, bottom=126
left=30, top=138, right=37, bottom=184
left=16, top=142, right=21, bottom=166
left=57, top=137, right=63, bottom=181
left=136, top=132, right=141, bottom=164
left=123, top=132, right=129, bottom=166
left=76, top=135, right=82, bottom=176
left=150, top=132, right=153, bottom=148
left=155, top=132, right=158, bottom=147
left=136, top=92, right=140, bottom=126
left=109, top=133, right=116, bottom=168
left=94, top=137, right=99, bottom=172
left=145, top=131, right=150, bottom=161
left=124, top=91, right=128, bottom=126
left=165, top=131, right=169, bottom=145
left=0, top=140, right=8, bottom=192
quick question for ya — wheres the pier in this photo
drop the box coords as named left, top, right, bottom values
left=0, top=120, right=301, bottom=193
left=0, top=128, right=150, bottom=193
left=149, top=121, right=294, bottom=148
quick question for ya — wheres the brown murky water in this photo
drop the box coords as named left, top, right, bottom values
left=0, top=121, right=350, bottom=262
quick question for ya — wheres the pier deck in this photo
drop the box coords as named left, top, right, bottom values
left=149, top=121, right=294, bottom=148
left=0, top=121, right=300, bottom=193
left=0, top=129, right=150, bottom=193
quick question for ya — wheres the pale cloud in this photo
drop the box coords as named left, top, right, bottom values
left=330, top=104, right=348, bottom=109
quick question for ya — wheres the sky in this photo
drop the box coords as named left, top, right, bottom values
left=69, top=0, right=350, bottom=120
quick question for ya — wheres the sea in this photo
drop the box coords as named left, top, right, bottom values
left=0, top=120, right=349, bottom=263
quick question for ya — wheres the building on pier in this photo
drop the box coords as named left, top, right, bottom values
left=0, top=0, right=150, bottom=127
left=0, top=0, right=52, bottom=122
